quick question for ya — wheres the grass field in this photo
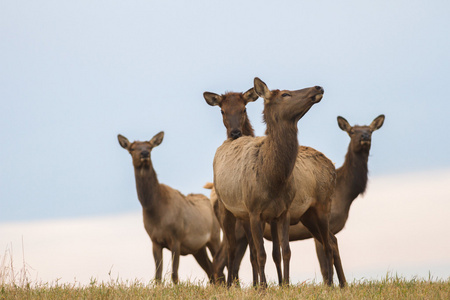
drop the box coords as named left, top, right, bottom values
left=2, top=247, right=449, bottom=299
left=2, top=274, right=449, bottom=299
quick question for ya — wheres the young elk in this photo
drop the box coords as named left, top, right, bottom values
left=212, top=78, right=325, bottom=287
left=118, top=132, right=222, bottom=284
left=278, top=114, right=385, bottom=281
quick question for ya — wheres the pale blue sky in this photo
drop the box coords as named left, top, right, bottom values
left=1, top=1, right=449, bottom=221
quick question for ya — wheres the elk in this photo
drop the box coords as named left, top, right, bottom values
left=211, top=77, right=326, bottom=287
left=203, top=182, right=259, bottom=285
left=118, top=132, right=222, bottom=284
left=206, top=81, right=347, bottom=287
left=269, top=114, right=385, bottom=281
left=204, top=89, right=260, bottom=285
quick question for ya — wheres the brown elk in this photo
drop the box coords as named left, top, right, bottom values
left=268, top=114, right=385, bottom=281
left=211, top=78, right=325, bottom=287
left=203, top=182, right=259, bottom=285
left=204, top=89, right=260, bottom=285
left=206, top=81, right=347, bottom=287
left=118, top=132, right=222, bottom=284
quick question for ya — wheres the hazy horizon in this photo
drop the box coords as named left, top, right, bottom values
left=2, top=169, right=449, bottom=285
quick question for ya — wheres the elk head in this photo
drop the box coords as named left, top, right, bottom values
left=253, top=77, right=324, bottom=128
left=337, top=115, right=385, bottom=153
left=118, top=132, right=164, bottom=168
left=204, top=89, right=259, bottom=139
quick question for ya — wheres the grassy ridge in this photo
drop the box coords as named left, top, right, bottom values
left=1, top=277, right=449, bottom=299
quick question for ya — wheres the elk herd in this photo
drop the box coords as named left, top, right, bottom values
left=118, top=77, right=385, bottom=288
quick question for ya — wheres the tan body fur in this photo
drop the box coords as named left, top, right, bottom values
left=118, top=132, right=221, bottom=284
left=214, top=136, right=294, bottom=221
left=205, top=80, right=345, bottom=287
left=211, top=78, right=327, bottom=287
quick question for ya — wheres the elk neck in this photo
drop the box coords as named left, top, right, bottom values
left=242, top=115, right=255, bottom=137
left=262, top=120, right=299, bottom=189
left=133, top=163, right=165, bottom=213
left=336, top=145, right=370, bottom=205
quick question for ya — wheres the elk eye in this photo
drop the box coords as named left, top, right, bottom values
left=220, top=110, right=224, bottom=115
left=281, top=93, right=291, bottom=97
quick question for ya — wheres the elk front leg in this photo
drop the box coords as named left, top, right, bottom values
left=277, top=211, right=291, bottom=286
left=242, top=219, right=259, bottom=286
left=270, top=220, right=283, bottom=286
left=222, top=207, right=237, bottom=286
left=152, top=242, right=163, bottom=283
left=249, top=212, right=267, bottom=288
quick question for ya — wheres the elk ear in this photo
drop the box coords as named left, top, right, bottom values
left=243, top=88, right=259, bottom=103
left=118, top=134, right=131, bottom=150
left=150, top=131, right=164, bottom=147
left=370, top=114, right=385, bottom=131
left=254, top=77, right=271, bottom=101
left=203, top=182, right=214, bottom=190
left=204, top=92, right=222, bottom=106
left=337, top=116, right=352, bottom=133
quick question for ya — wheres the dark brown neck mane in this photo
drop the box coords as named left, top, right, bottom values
left=242, top=116, right=255, bottom=137
left=262, top=109, right=299, bottom=191
left=134, top=163, right=164, bottom=214
left=336, top=145, right=369, bottom=203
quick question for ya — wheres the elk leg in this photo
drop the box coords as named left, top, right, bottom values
left=207, top=233, right=224, bottom=284
left=270, top=220, right=283, bottom=286
left=212, top=239, right=227, bottom=284
left=300, top=207, right=333, bottom=286
left=329, top=232, right=347, bottom=288
left=222, top=207, right=237, bottom=287
left=232, top=229, right=250, bottom=286
left=277, top=211, right=291, bottom=286
left=249, top=213, right=267, bottom=288
left=171, top=242, right=181, bottom=284
left=193, top=246, right=214, bottom=284
left=152, top=242, right=163, bottom=283
left=313, top=238, right=331, bottom=283
left=242, top=220, right=259, bottom=286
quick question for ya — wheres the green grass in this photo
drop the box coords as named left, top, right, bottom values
left=1, top=277, right=449, bottom=299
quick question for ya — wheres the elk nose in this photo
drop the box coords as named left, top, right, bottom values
left=230, top=129, right=242, bottom=140
left=315, top=86, right=324, bottom=93
left=140, top=151, right=150, bottom=158
left=361, top=133, right=371, bottom=141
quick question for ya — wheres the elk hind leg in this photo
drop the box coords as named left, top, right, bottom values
left=314, top=238, right=332, bottom=284
left=300, top=208, right=333, bottom=286
left=329, top=232, right=347, bottom=287
left=212, top=240, right=227, bottom=284
left=193, top=246, right=215, bottom=284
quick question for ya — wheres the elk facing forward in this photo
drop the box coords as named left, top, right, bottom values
left=279, top=114, right=385, bottom=280
left=118, top=132, right=221, bottom=284
left=204, top=89, right=259, bottom=285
